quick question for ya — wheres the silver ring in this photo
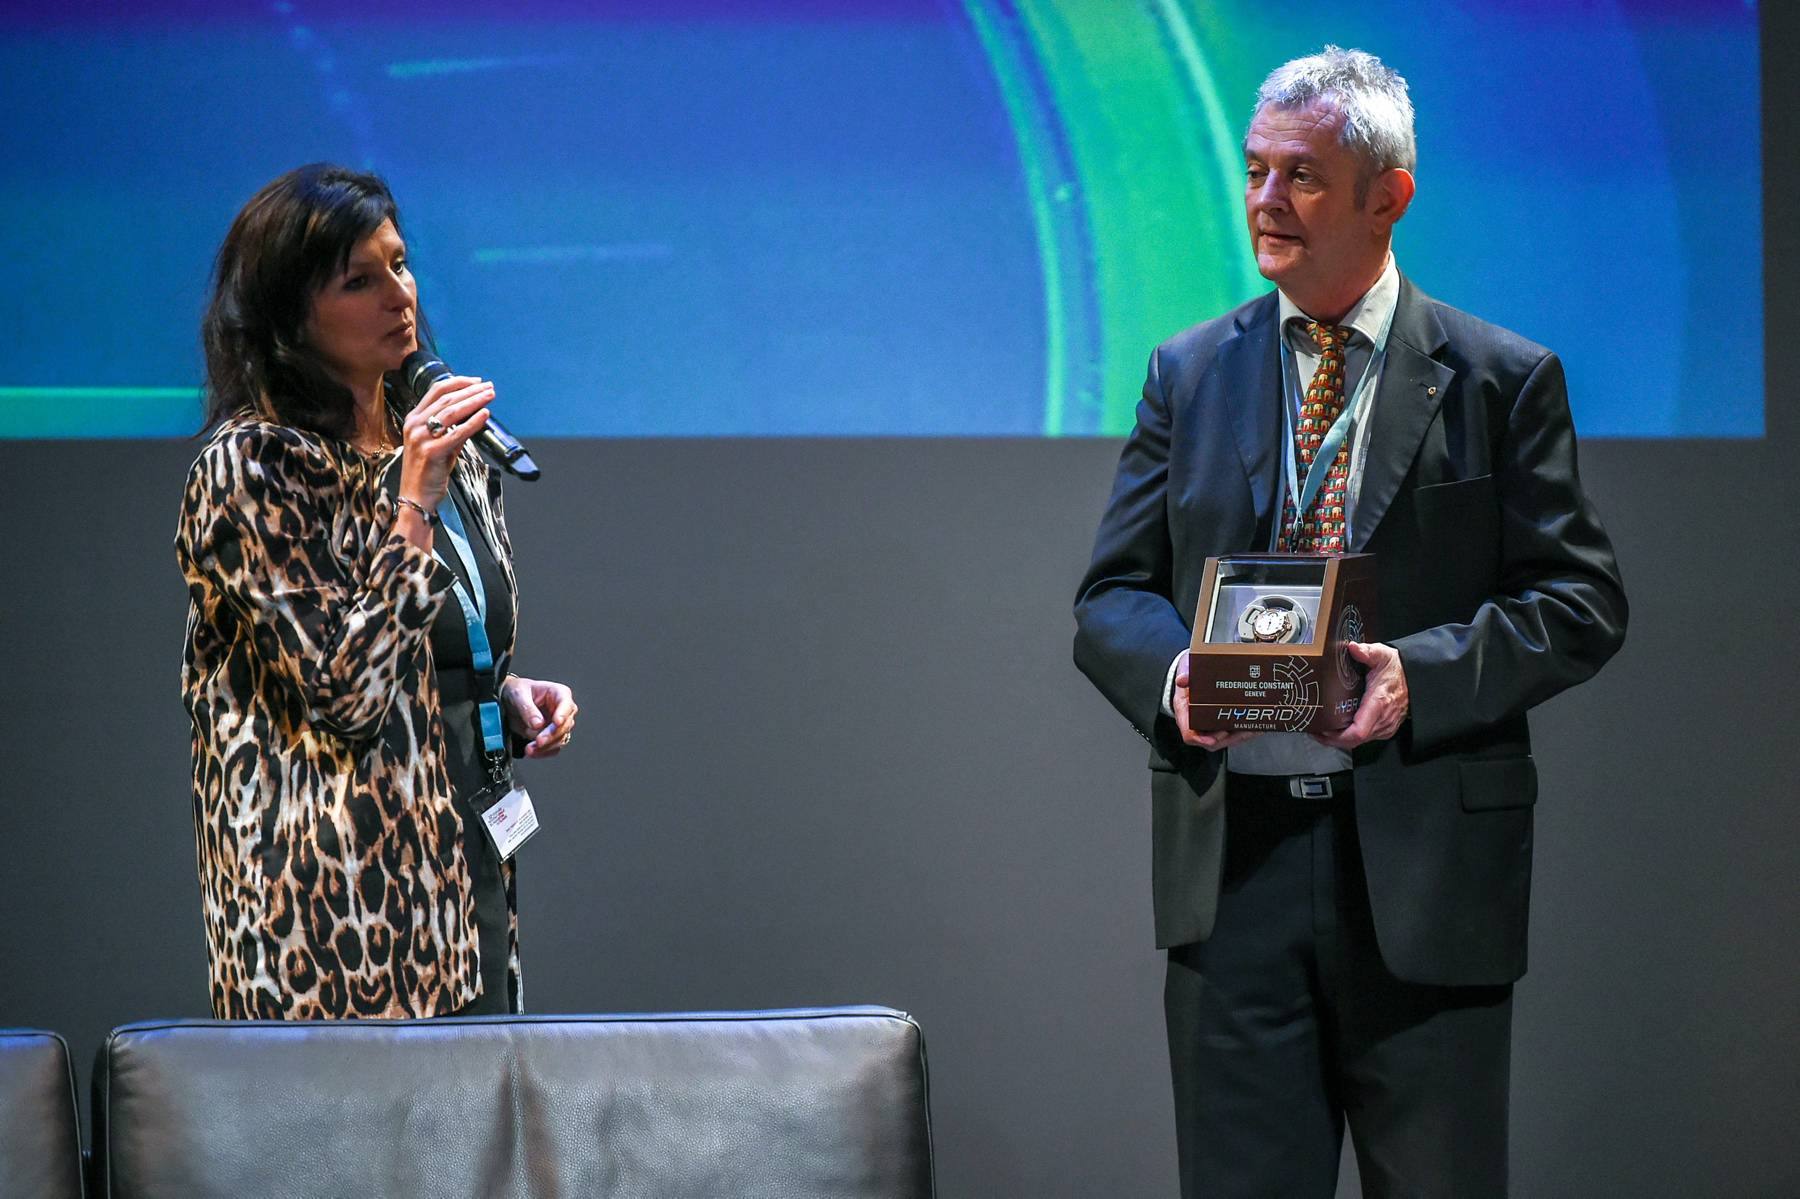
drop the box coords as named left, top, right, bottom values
left=426, top=417, right=446, bottom=437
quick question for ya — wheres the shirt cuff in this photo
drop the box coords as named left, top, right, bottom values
left=1160, top=650, right=1185, bottom=718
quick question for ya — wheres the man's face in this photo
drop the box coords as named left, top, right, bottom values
left=1243, top=100, right=1388, bottom=318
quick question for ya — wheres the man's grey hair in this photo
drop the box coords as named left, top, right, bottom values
left=1253, top=46, right=1416, bottom=182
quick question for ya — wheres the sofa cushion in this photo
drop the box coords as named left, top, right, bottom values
left=0, top=1029, right=85, bottom=1199
left=96, top=1006, right=932, bottom=1199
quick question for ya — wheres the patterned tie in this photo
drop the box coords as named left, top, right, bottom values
left=1278, top=320, right=1354, bottom=553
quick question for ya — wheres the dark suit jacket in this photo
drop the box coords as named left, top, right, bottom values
left=1073, top=277, right=1627, bottom=987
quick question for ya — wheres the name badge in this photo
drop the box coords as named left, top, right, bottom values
left=476, top=785, right=540, bottom=861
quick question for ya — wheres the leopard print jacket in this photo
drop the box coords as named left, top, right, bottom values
left=176, top=416, right=521, bottom=1019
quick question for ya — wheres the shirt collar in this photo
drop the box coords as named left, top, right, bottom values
left=1277, top=253, right=1400, bottom=348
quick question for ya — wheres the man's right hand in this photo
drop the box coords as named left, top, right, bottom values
left=1174, top=649, right=1261, bottom=751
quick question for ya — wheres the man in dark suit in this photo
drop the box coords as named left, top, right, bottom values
left=1073, top=47, right=1626, bottom=1198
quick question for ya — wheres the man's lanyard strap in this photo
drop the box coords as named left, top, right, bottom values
left=1275, top=301, right=1397, bottom=546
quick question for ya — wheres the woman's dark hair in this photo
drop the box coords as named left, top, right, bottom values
left=200, top=163, right=433, bottom=437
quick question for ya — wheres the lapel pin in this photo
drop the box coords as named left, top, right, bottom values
left=1427, top=385, right=1438, bottom=396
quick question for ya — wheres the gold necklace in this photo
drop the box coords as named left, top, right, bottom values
left=358, top=408, right=399, bottom=455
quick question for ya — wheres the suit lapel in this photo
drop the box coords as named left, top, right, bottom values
left=1351, top=279, right=1454, bottom=550
left=1218, top=295, right=1283, bottom=541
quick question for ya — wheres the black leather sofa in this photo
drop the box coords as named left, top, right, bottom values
left=0, top=1028, right=86, bottom=1199
left=91, top=1005, right=933, bottom=1198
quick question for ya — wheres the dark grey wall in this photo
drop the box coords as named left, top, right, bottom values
left=4, top=431, right=1797, bottom=1196
left=3, top=13, right=1797, bottom=1198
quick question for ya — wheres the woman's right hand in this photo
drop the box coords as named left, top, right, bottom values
left=396, top=375, right=494, bottom=512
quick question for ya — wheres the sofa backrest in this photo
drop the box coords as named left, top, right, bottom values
left=0, top=1028, right=85, bottom=1199
left=94, top=1006, right=933, bottom=1199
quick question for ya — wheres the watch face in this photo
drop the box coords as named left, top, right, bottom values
left=1250, top=608, right=1290, bottom=640
left=1237, top=594, right=1307, bottom=645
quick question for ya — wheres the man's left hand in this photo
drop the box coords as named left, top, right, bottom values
left=1311, top=641, right=1408, bottom=750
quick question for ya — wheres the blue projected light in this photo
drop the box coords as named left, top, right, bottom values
left=0, top=1, right=1763, bottom=438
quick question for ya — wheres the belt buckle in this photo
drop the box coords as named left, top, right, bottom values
left=1290, top=775, right=1334, bottom=800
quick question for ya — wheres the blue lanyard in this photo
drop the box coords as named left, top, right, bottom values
left=433, top=489, right=507, bottom=763
left=1275, top=302, right=1396, bottom=547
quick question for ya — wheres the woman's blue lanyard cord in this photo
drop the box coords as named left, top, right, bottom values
left=434, top=489, right=508, bottom=765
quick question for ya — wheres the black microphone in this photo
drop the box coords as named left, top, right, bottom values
left=401, top=350, right=541, bottom=481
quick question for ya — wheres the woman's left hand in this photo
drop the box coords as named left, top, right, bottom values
left=501, top=675, right=579, bottom=758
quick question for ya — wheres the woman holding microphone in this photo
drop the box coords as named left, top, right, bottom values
left=176, top=163, right=575, bottom=1018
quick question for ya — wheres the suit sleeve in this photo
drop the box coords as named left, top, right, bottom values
left=1393, top=351, right=1628, bottom=751
left=177, top=425, right=455, bottom=742
left=1073, top=347, right=1197, bottom=757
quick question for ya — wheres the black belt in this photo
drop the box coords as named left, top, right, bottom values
left=1226, top=770, right=1353, bottom=800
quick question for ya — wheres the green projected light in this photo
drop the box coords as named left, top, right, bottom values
left=969, top=0, right=1262, bottom=434
left=0, top=389, right=202, bottom=438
